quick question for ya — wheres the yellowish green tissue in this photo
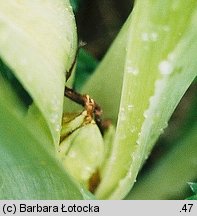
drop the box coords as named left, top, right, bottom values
left=58, top=111, right=105, bottom=189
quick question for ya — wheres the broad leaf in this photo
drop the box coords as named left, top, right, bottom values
left=0, top=0, right=84, bottom=199
left=0, top=0, right=77, bottom=144
left=126, top=123, right=197, bottom=200
left=187, top=183, right=197, bottom=200
left=82, top=0, right=197, bottom=199
left=0, top=72, right=83, bottom=199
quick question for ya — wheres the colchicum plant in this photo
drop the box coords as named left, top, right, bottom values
left=0, top=0, right=196, bottom=200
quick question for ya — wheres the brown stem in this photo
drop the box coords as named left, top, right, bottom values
left=64, top=86, right=109, bottom=134
left=64, top=86, right=86, bottom=106
left=66, top=41, right=87, bottom=81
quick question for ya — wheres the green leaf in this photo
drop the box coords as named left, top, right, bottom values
left=186, top=183, right=197, bottom=200
left=81, top=15, right=131, bottom=121
left=126, top=123, right=197, bottom=200
left=187, top=195, right=197, bottom=200
left=0, top=72, right=83, bottom=199
left=82, top=0, right=197, bottom=199
left=74, top=49, right=98, bottom=91
left=0, top=0, right=85, bottom=199
left=189, top=183, right=197, bottom=194
left=0, top=0, right=77, bottom=144
left=70, top=0, right=81, bottom=12
left=59, top=112, right=104, bottom=188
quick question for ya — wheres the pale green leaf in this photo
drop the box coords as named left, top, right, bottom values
left=0, top=71, right=83, bottom=199
left=0, top=0, right=85, bottom=200
left=82, top=0, right=197, bottom=199
left=126, top=123, right=197, bottom=200
left=59, top=114, right=104, bottom=188
left=0, top=0, right=77, bottom=144
left=81, top=16, right=131, bottom=122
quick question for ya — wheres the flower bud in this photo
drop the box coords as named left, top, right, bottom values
left=58, top=111, right=104, bottom=189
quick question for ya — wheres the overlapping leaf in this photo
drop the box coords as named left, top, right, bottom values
left=0, top=0, right=84, bottom=199
left=0, top=0, right=77, bottom=144
left=82, top=0, right=197, bottom=199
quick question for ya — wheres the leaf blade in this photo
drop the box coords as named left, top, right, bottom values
left=0, top=72, right=83, bottom=199
left=83, top=0, right=197, bottom=199
left=0, top=0, right=77, bottom=144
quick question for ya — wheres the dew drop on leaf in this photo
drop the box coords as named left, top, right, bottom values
left=163, top=121, right=168, bottom=129
left=163, top=25, right=171, bottom=32
left=130, top=126, right=136, bottom=133
left=159, top=60, right=173, bottom=75
left=141, top=32, right=149, bottom=41
left=119, top=107, right=126, bottom=121
left=159, top=128, right=164, bottom=134
left=143, top=109, right=149, bottom=118
left=69, top=151, right=77, bottom=158
left=55, top=124, right=61, bottom=132
left=141, top=32, right=158, bottom=42
left=49, top=113, right=59, bottom=124
left=136, top=140, right=140, bottom=145
left=127, top=65, right=139, bottom=76
left=127, top=104, right=134, bottom=111
left=144, top=154, right=149, bottom=160
left=151, top=32, right=158, bottom=41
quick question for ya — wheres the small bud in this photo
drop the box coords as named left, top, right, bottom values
left=60, top=111, right=87, bottom=141
left=58, top=111, right=104, bottom=189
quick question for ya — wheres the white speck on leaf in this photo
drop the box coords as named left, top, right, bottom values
left=127, top=66, right=139, bottom=76
left=163, top=25, right=170, bottom=32
left=119, top=107, right=126, bottom=121
left=159, top=60, right=173, bottom=75
left=143, top=109, right=149, bottom=119
left=141, top=32, right=158, bottom=42
left=150, top=32, right=158, bottom=41
left=50, top=113, right=59, bottom=124
left=127, top=104, right=134, bottom=111
left=130, top=126, right=136, bottom=133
